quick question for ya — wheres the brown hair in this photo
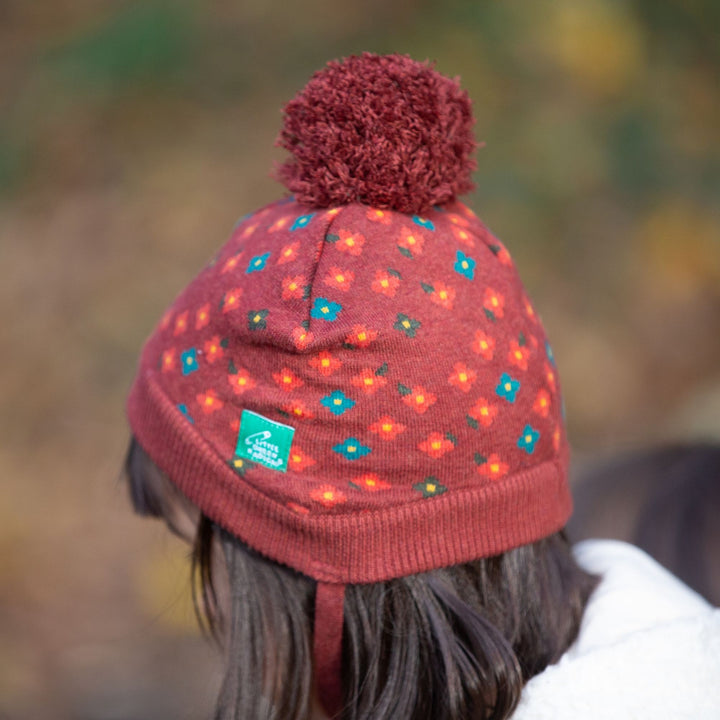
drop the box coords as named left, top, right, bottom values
left=126, top=438, right=598, bottom=720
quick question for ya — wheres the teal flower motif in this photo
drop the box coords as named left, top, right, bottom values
left=177, top=403, right=194, bottom=423
left=545, top=339, right=555, bottom=365
left=454, top=250, right=476, bottom=280
left=413, top=476, right=447, bottom=498
left=412, top=216, right=435, bottom=231
left=180, top=348, right=199, bottom=375
left=394, top=313, right=421, bottom=338
left=333, top=437, right=371, bottom=460
left=290, top=213, right=315, bottom=231
left=517, top=424, right=540, bottom=454
left=495, top=372, right=520, bottom=403
left=311, top=297, right=342, bottom=321
left=248, top=309, right=269, bottom=330
left=320, top=390, right=356, bottom=416
left=246, top=252, right=271, bottom=273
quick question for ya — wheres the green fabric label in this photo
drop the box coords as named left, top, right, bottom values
left=235, top=410, right=295, bottom=472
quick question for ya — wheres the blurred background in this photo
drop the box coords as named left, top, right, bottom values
left=1, top=0, right=718, bottom=717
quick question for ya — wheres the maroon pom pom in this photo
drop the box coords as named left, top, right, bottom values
left=275, top=53, right=477, bottom=215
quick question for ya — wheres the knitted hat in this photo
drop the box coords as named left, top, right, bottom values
left=127, top=53, right=572, bottom=716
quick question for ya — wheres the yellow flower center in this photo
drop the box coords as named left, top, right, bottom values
left=515, top=351, right=523, bottom=359
left=402, top=319, right=411, bottom=328
left=186, top=357, right=193, bottom=365
left=381, top=423, right=392, bottom=432
left=253, top=314, right=261, bottom=322
left=426, top=483, right=436, bottom=492
left=525, top=435, right=532, bottom=443
left=490, top=463, right=499, bottom=473
left=288, top=282, right=297, bottom=291
left=333, top=398, right=342, bottom=405
left=458, top=372, right=467, bottom=382
left=461, top=261, right=468, bottom=269
left=346, top=238, right=355, bottom=247
left=363, top=377, right=373, bottom=386
left=321, top=358, right=330, bottom=367
left=380, top=279, right=389, bottom=288
left=439, top=291, right=447, bottom=300
left=347, top=445, right=356, bottom=453
left=366, top=478, right=376, bottom=487
left=323, top=491, right=334, bottom=501
left=480, top=407, right=488, bottom=416
left=283, top=376, right=292, bottom=384
left=336, top=274, right=344, bottom=283
left=431, top=441, right=442, bottom=450
left=357, top=332, right=367, bottom=341
left=238, top=377, right=246, bottom=386
left=416, top=394, right=425, bottom=404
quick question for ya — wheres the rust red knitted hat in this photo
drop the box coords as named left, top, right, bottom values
left=127, top=53, right=572, bottom=717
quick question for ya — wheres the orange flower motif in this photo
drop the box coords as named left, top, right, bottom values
left=273, top=368, right=304, bottom=391
left=545, top=363, right=556, bottom=392
left=472, top=330, right=495, bottom=360
left=269, top=216, right=291, bottom=233
left=477, top=454, right=509, bottom=479
left=289, top=447, right=316, bottom=472
left=448, top=213, right=470, bottom=227
left=282, top=401, right=314, bottom=420
left=366, top=207, right=392, bottom=224
left=287, top=502, right=310, bottom=515
left=448, top=362, right=477, bottom=392
left=240, top=222, right=258, bottom=238
left=468, top=398, right=498, bottom=427
left=418, top=432, right=455, bottom=458
left=195, top=304, right=211, bottom=330
left=221, top=253, right=243, bottom=274
left=222, top=288, right=243, bottom=313
left=398, top=226, right=424, bottom=255
left=161, top=348, right=176, bottom=372
left=483, top=288, right=505, bottom=318
left=291, top=326, right=314, bottom=350
left=430, top=282, right=455, bottom=310
left=508, top=340, right=530, bottom=371
left=203, top=335, right=225, bottom=364
left=524, top=297, right=537, bottom=322
left=495, top=243, right=512, bottom=266
left=403, top=386, right=437, bottom=414
left=277, top=241, right=300, bottom=265
left=310, top=484, right=347, bottom=508
left=159, top=310, right=172, bottom=330
left=369, top=415, right=405, bottom=440
left=308, top=351, right=342, bottom=376
left=196, top=389, right=223, bottom=414
left=337, top=230, right=365, bottom=255
left=173, top=311, right=188, bottom=336
left=345, top=325, right=378, bottom=348
left=452, top=226, right=475, bottom=248
left=281, top=275, right=306, bottom=300
left=533, top=389, right=551, bottom=418
left=324, top=267, right=354, bottom=292
left=371, top=270, right=400, bottom=297
left=228, top=368, right=256, bottom=394
left=351, top=369, right=388, bottom=395
left=354, top=473, right=391, bottom=492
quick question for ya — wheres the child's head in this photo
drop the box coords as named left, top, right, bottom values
left=125, top=53, right=594, bottom=719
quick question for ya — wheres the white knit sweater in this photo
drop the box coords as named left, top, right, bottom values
left=512, top=539, right=720, bottom=719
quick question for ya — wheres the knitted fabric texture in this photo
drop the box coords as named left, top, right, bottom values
left=127, top=198, right=571, bottom=580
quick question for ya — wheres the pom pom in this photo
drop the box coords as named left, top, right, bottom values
left=275, top=53, right=477, bottom=215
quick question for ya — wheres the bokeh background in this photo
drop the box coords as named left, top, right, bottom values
left=1, top=1, right=719, bottom=718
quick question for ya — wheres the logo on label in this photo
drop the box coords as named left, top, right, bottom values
left=234, top=410, right=295, bottom=472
